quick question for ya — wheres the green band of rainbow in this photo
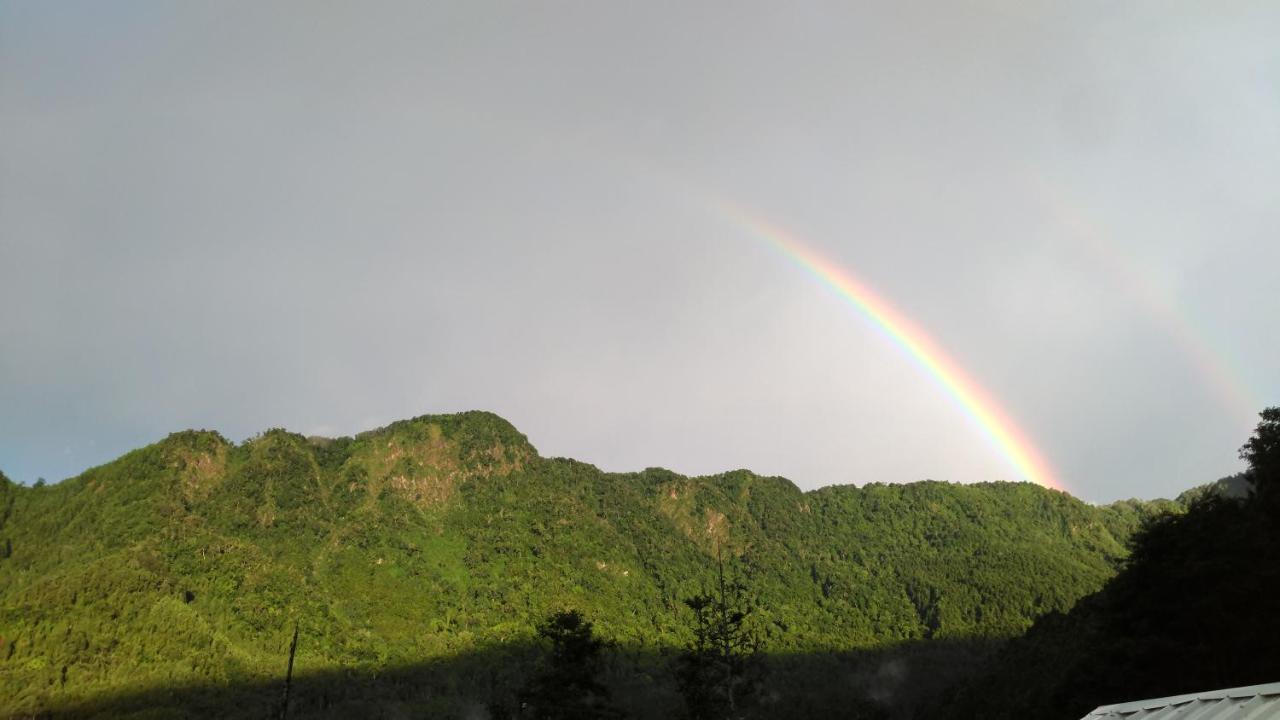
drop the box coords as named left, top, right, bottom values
left=717, top=202, right=1062, bottom=492
left=1035, top=180, right=1259, bottom=425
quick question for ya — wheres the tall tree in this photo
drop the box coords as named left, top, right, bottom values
left=518, top=610, right=620, bottom=720
left=927, top=406, right=1280, bottom=720
left=676, top=558, right=764, bottom=720
left=1241, top=407, right=1280, bottom=510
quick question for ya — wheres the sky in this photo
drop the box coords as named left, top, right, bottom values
left=2, top=1, right=1277, bottom=503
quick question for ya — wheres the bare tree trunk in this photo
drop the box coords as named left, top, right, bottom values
left=279, top=623, right=299, bottom=720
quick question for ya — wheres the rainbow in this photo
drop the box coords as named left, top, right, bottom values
left=1034, top=182, right=1259, bottom=426
left=715, top=201, right=1063, bottom=492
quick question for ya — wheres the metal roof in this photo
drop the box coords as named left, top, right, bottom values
left=1081, top=682, right=1280, bottom=720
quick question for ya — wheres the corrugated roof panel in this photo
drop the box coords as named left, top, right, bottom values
left=1161, top=704, right=1199, bottom=719
left=1183, top=698, right=1236, bottom=720
left=1238, top=695, right=1279, bottom=720
left=1141, top=702, right=1187, bottom=712
left=1082, top=682, right=1280, bottom=720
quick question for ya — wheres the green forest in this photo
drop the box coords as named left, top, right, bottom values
left=1, top=408, right=1275, bottom=719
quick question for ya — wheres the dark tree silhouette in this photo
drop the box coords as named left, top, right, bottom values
left=277, top=624, right=299, bottom=720
left=926, top=406, right=1280, bottom=720
left=676, top=558, right=764, bottom=720
left=517, top=609, right=620, bottom=720
left=1241, top=406, right=1280, bottom=510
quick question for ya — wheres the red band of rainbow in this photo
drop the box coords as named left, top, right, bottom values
left=717, top=201, right=1063, bottom=492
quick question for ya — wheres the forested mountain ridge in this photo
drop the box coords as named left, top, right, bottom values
left=0, top=411, right=1181, bottom=717
left=922, top=408, right=1280, bottom=720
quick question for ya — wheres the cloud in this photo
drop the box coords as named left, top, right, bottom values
left=2, top=1, right=1276, bottom=501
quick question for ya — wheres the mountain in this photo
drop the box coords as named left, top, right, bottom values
left=921, top=408, right=1280, bottom=720
left=1175, top=472, right=1252, bottom=504
left=0, top=411, right=1180, bottom=718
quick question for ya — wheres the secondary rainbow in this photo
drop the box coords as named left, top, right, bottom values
left=715, top=201, right=1063, bottom=492
left=1032, top=178, right=1259, bottom=426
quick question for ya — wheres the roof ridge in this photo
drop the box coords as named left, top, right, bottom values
left=1086, top=682, right=1280, bottom=717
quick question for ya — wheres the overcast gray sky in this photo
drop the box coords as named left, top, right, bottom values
left=2, top=1, right=1276, bottom=502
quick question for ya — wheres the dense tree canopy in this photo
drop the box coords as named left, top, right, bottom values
left=516, top=609, right=620, bottom=719
left=929, top=407, right=1280, bottom=720
left=0, top=411, right=1190, bottom=718
left=1242, top=407, right=1280, bottom=509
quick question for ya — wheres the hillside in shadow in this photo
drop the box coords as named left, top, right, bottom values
left=25, top=638, right=999, bottom=720
left=918, top=408, right=1280, bottom=720
left=2, top=412, right=1172, bottom=718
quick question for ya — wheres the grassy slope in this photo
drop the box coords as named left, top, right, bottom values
left=0, top=412, right=1177, bottom=716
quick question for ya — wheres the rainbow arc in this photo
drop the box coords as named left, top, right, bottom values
left=716, top=202, right=1063, bottom=492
